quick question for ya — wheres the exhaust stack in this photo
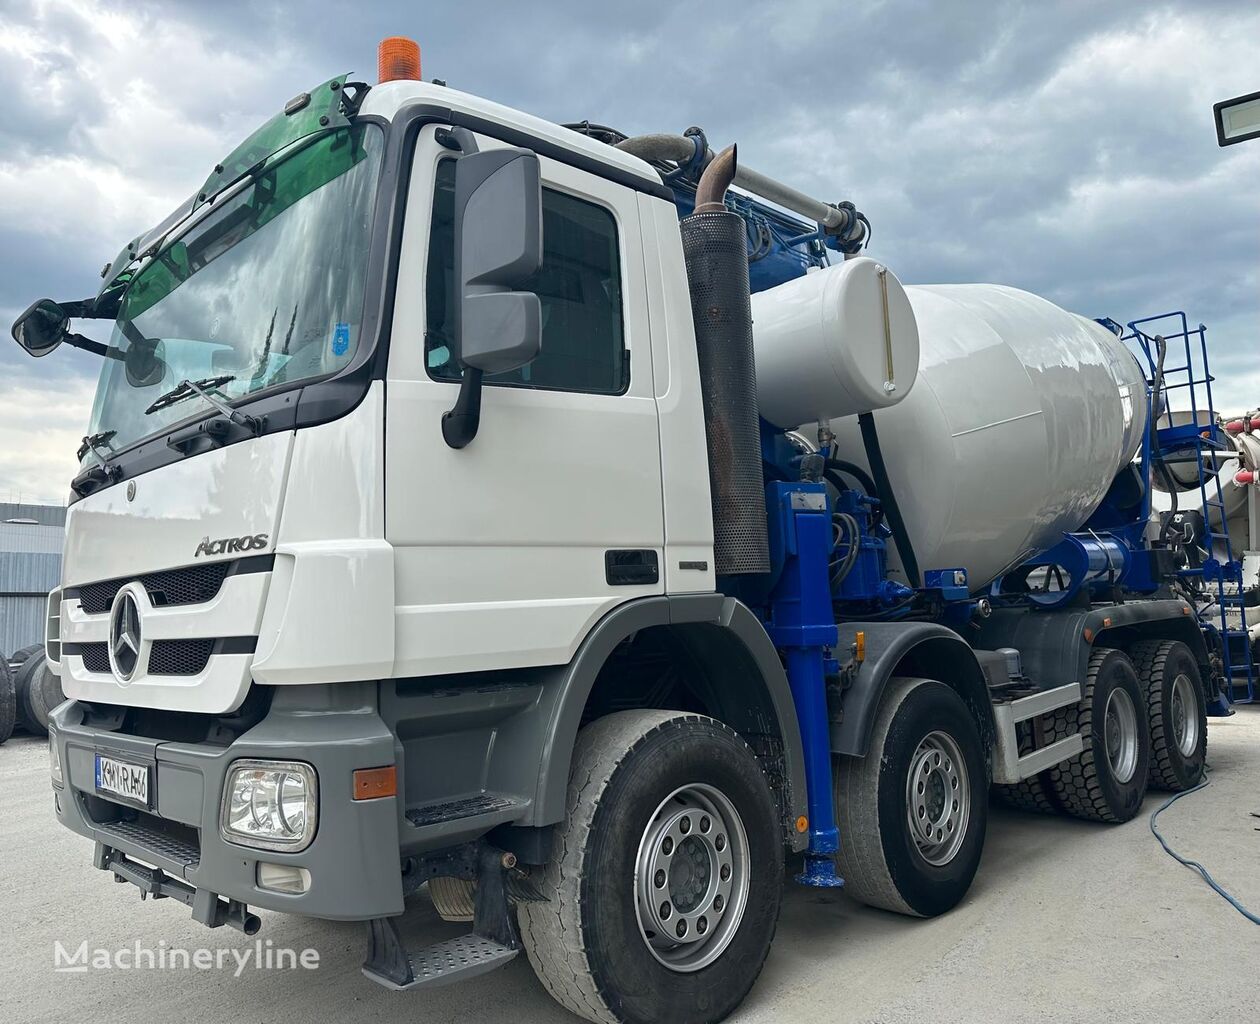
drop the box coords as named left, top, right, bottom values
left=679, top=145, right=770, bottom=576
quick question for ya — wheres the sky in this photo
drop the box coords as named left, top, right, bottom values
left=0, top=0, right=1256, bottom=503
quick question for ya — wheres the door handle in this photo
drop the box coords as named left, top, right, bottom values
left=605, top=550, right=659, bottom=586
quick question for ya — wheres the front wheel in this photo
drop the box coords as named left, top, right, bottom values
left=519, top=711, right=782, bottom=1024
left=834, top=677, right=988, bottom=917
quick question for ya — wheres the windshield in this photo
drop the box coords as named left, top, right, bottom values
left=83, top=123, right=383, bottom=459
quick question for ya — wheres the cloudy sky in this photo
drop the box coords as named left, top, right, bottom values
left=1, top=0, right=1256, bottom=503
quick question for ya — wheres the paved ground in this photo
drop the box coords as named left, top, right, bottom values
left=2, top=708, right=1258, bottom=1024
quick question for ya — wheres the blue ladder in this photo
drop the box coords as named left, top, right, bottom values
left=1125, top=312, right=1255, bottom=708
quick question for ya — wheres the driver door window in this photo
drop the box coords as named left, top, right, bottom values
left=424, top=159, right=627, bottom=395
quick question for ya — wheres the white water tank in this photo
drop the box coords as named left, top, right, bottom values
left=751, top=258, right=919, bottom=426
left=754, top=281, right=1149, bottom=590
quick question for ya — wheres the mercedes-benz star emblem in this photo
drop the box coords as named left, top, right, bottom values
left=110, top=591, right=142, bottom=681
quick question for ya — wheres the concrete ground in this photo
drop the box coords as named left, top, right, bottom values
left=2, top=709, right=1258, bottom=1024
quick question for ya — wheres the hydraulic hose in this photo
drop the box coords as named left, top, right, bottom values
left=858, top=412, right=921, bottom=589
left=824, top=458, right=877, bottom=498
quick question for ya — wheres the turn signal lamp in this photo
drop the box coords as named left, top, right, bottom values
left=1237, top=470, right=1256, bottom=486
left=378, top=36, right=422, bottom=83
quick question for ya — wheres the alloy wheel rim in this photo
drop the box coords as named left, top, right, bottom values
left=905, top=730, right=970, bottom=867
left=1170, top=673, right=1200, bottom=758
left=633, top=783, right=750, bottom=972
left=1104, top=686, right=1139, bottom=783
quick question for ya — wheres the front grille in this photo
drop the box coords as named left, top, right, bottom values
left=80, top=642, right=110, bottom=673
left=149, top=639, right=215, bottom=676
left=78, top=562, right=234, bottom=615
left=76, top=639, right=214, bottom=676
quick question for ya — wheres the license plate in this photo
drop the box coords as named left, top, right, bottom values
left=95, top=754, right=151, bottom=809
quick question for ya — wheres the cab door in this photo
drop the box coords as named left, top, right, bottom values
left=384, top=125, right=664, bottom=677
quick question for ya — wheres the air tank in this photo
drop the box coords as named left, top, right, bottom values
left=752, top=279, right=1149, bottom=590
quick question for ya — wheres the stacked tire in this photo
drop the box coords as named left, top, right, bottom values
left=16, top=650, right=64, bottom=736
left=1, top=645, right=64, bottom=740
left=0, top=655, right=15, bottom=745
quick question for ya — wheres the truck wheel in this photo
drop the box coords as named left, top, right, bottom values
left=24, top=658, right=64, bottom=736
left=0, top=657, right=15, bottom=745
left=834, top=677, right=988, bottom=917
left=1130, top=640, right=1206, bottom=792
left=519, top=711, right=781, bottom=1024
left=992, top=774, right=1058, bottom=814
left=1046, top=647, right=1149, bottom=823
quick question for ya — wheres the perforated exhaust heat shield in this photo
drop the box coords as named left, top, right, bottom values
left=680, top=210, right=769, bottom=576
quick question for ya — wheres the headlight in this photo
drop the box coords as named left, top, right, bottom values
left=220, top=760, right=317, bottom=852
left=49, top=731, right=63, bottom=787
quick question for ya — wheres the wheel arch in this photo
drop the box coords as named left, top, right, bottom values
left=975, top=598, right=1214, bottom=701
left=831, top=622, right=995, bottom=762
left=532, top=595, right=810, bottom=851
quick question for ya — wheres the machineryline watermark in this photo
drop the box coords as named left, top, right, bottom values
left=53, top=938, right=320, bottom=977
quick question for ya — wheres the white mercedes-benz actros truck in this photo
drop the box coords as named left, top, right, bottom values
left=12, top=37, right=1235, bottom=1024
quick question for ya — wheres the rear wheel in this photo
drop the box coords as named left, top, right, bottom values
left=1130, top=640, right=1206, bottom=791
left=519, top=711, right=781, bottom=1024
left=1046, top=647, right=1149, bottom=823
left=834, top=677, right=988, bottom=917
left=992, top=773, right=1058, bottom=814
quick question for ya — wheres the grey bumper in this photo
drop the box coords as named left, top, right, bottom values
left=50, top=684, right=405, bottom=921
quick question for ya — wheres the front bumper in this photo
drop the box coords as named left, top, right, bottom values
left=50, top=684, right=405, bottom=921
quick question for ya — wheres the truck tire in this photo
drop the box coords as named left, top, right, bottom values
left=1045, top=647, right=1149, bottom=823
left=992, top=721, right=1062, bottom=814
left=519, top=711, right=781, bottom=1024
left=833, top=677, right=988, bottom=917
left=1130, top=640, right=1207, bottom=792
left=25, top=658, right=65, bottom=736
left=13, top=651, right=45, bottom=733
left=992, top=774, right=1058, bottom=814
left=0, top=657, right=16, bottom=745
left=9, top=643, right=41, bottom=669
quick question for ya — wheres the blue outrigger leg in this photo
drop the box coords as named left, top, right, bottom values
left=763, top=480, right=844, bottom=887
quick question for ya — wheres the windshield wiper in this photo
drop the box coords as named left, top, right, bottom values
left=76, top=430, right=121, bottom=479
left=145, top=375, right=261, bottom=433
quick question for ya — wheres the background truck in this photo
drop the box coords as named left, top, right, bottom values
left=10, top=36, right=1253, bottom=1024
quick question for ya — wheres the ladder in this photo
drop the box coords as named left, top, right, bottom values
left=1125, top=312, right=1255, bottom=708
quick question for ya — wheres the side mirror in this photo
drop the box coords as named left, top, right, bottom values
left=11, top=299, right=68, bottom=357
left=453, top=148, right=543, bottom=374
left=441, top=145, right=544, bottom=449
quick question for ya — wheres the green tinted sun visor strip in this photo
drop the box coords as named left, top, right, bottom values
left=96, top=74, right=355, bottom=302
left=195, top=74, right=352, bottom=209
left=120, top=123, right=374, bottom=321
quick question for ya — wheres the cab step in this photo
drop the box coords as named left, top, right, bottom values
left=362, top=842, right=523, bottom=992
left=362, top=921, right=518, bottom=990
